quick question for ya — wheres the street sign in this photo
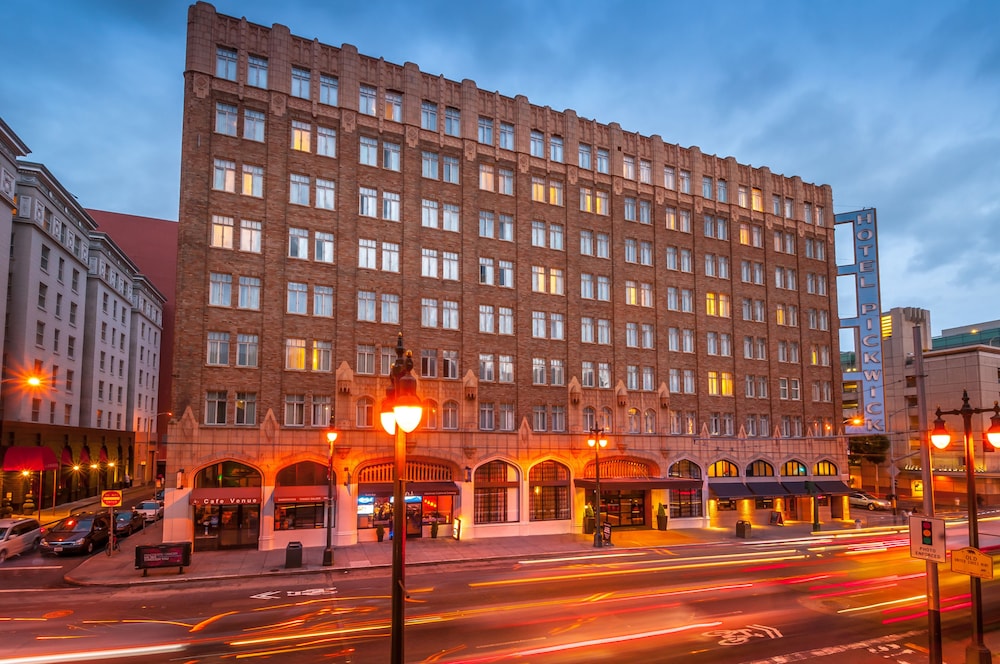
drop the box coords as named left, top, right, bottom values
left=951, top=546, right=994, bottom=580
left=101, top=490, right=123, bottom=508
left=908, top=515, right=946, bottom=563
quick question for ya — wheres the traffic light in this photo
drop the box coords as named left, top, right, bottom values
left=921, top=520, right=933, bottom=545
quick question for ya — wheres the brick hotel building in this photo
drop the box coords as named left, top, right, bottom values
left=166, top=2, right=847, bottom=551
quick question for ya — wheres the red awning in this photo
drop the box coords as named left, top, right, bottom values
left=60, top=445, right=74, bottom=467
left=80, top=445, right=92, bottom=466
left=273, top=485, right=329, bottom=503
left=1, top=446, right=59, bottom=471
left=99, top=445, right=109, bottom=463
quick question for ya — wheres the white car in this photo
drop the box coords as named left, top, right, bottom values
left=135, top=500, right=164, bottom=522
left=0, top=517, right=42, bottom=563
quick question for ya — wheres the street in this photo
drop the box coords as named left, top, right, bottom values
left=0, top=521, right=998, bottom=663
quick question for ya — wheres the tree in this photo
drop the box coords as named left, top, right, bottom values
left=848, top=434, right=891, bottom=494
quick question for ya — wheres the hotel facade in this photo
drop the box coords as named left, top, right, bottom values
left=166, top=2, right=847, bottom=551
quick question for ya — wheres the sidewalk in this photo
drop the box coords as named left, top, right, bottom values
left=65, top=517, right=882, bottom=587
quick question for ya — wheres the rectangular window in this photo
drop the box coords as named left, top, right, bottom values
left=320, top=75, right=338, bottom=105
left=550, top=136, right=563, bottom=162
left=359, top=85, right=377, bottom=115
left=479, top=163, right=495, bottom=191
left=382, top=191, right=400, bottom=221
left=216, top=47, right=237, bottom=80
left=382, top=141, right=401, bottom=171
left=213, top=159, right=236, bottom=192
left=530, top=130, right=544, bottom=157
left=284, top=394, right=305, bottom=426
left=291, top=120, right=311, bottom=151
left=357, top=291, right=376, bottom=321
left=291, top=67, right=311, bottom=99
left=359, top=187, right=378, bottom=217
left=285, top=338, right=307, bottom=369
left=384, top=91, right=402, bottom=121
left=314, top=285, right=334, bottom=317
left=288, top=227, right=309, bottom=259
left=444, top=107, right=461, bottom=136
left=478, top=117, right=494, bottom=144
left=206, top=391, right=227, bottom=425
left=421, top=101, right=438, bottom=130
left=443, top=204, right=460, bottom=232
left=359, top=136, right=378, bottom=166
left=207, top=332, right=229, bottom=365
left=243, top=109, right=265, bottom=142
left=286, top=282, right=308, bottom=314
left=235, top=393, right=257, bottom=425
left=209, top=272, right=232, bottom=306
left=211, top=215, right=234, bottom=249
left=596, top=149, right=609, bottom=174
left=443, top=156, right=460, bottom=184
left=579, top=143, right=592, bottom=169
left=242, top=164, right=263, bottom=197
left=421, top=298, right=438, bottom=327
left=421, top=151, right=439, bottom=179
left=316, top=178, right=336, bottom=210
left=215, top=102, right=237, bottom=135
left=498, top=168, right=514, bottom=195
left=623, top=155, right=636, bottom=179
left=381, top=293, right=399, bottom=323
left=289, top=174, right=310, bottom=205
left=499, top=122, right=514, bottom=150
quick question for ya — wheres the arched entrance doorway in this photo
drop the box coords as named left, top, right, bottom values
left=189, top=461, right=262, bottom=550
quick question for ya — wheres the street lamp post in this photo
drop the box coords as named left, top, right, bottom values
left=323, top=421, right=338, bottom=567
left=379, top=333, right=423, bottom=664
left=587, top=428, right=608, bottom=548
left=929, top=390, right=1000, bottom=664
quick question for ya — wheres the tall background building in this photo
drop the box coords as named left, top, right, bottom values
left=167, top=2, right=845, bottom=551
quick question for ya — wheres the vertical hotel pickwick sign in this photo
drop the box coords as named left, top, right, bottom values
left=836, top=209, right=885, bottom=434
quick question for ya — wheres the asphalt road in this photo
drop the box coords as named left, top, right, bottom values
left=0, top=527, right=997, bottom=663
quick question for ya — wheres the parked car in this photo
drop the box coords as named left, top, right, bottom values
left=39, top=512, right=111, bottom=556
left=0, top=517, right=42, bottom=563
left=135, top=500, right=164, bottom=522
left=849, top=491, right=892, bottom=511
left=113, top=510, right=145, bottom=537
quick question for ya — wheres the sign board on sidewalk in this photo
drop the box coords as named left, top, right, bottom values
left=951, top=547, right=994, bottom=580
left=101, top=490, right=123, bottom=508
left=908, top=515, right=946, bottom=563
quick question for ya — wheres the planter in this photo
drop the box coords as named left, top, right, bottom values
left=584, top=516, right=596, bottom=534
left=376, top=526, right=386, bottom=542
left=656, top=515, right=668, bottom=531
left=430, top=522, right=439, bottom=539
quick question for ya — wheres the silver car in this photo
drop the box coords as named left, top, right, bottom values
left=135, top=500, right=164, bottom=522
left=849, top=491, right=892, bottom=511
left=0, top=517, right=42, bottom=563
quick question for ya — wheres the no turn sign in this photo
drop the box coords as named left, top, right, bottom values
left=101, top=490, right=123, bottom=508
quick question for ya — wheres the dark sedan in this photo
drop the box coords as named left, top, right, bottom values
left=39, top=513, right=111, bottom=556
left=114, top=510, right=144, bottom=537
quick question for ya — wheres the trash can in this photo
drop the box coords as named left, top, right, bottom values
left=736, top=520, right=751, bottom=539
left=285, top=541, right=303, bottom=569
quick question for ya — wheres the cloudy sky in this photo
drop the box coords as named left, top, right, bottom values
left=3, top=1, right=998, bottom=335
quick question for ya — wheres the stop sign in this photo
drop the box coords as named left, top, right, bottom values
left=101, top=490, right=123, bottom=508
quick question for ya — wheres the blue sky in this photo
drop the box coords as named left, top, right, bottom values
left=3, top=1, right=998, bottom=335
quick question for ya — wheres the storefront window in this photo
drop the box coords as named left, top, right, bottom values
left=421, top=495, right=453, bottom=525
left=672, top=488, right=704, bottom=517
left=275, top=503, right=324, bottom=530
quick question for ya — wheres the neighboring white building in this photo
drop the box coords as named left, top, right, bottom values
left=0, top=142, right=166, bottom=510
left=0, top=119, right=30, bottom=378
left=126, top=274, right=167, bottom=484
left=7, top=162, right=94, bottom=429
